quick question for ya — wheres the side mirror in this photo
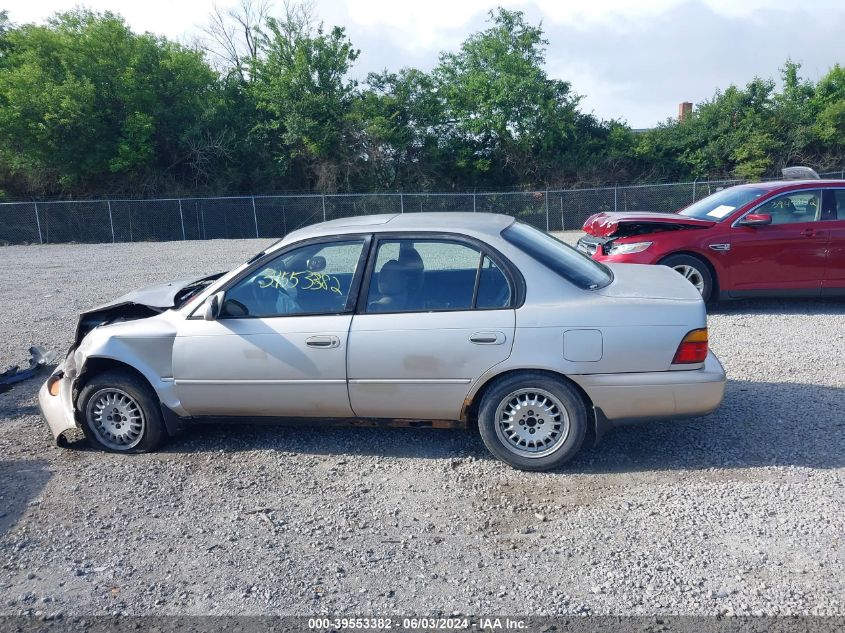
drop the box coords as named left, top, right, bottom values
left=739, top=213, right=772, bottom=227
left=202, top=291, right=225, bottom=321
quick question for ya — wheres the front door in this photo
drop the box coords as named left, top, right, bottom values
left=347, top=237, right=516, bottom=420
left=173, top=238, right=368, bottom=417
left=729, top=189, right=828, bottom=293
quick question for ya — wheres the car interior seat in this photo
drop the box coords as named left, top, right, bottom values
left=397, top=243, right=424, bottom=308
left=368, top=260, right=411, bottom=312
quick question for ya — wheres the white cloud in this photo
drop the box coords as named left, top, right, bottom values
left=8, top=0, right=845, bottom=126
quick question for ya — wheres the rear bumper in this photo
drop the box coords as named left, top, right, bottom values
left=37, top=364, right=78, bottom=442
left=573, top=351, right=726, bottom=422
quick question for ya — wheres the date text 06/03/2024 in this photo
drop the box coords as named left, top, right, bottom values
left=306, top=617, right=527, bottom=631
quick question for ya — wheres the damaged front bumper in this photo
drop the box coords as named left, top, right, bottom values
left=38, top=362, right=79, bottom=442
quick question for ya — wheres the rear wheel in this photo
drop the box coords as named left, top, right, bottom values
left=78, top=370, right=167, bottom=453
left=478, top=373, right=587, bottom=471
left=660, top=254, right=714, bottom=302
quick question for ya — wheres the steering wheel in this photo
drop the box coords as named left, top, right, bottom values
left=243, top=272, right=302, bottom=316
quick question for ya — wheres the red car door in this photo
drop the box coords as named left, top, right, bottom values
left=821, top=188, right=845, bottom=295
left=728, top=189, right=828, bottom=294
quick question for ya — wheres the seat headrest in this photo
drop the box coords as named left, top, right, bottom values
left=378, top=260, right=408, bottom=295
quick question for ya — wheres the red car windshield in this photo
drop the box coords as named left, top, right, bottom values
left=678, top=186, right=768, bottom=221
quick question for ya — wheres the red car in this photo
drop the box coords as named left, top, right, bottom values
left=577, top=178, right=845, bottom=302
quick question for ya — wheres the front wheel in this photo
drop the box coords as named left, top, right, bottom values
left=77, top=370, right=167, bottom=453
left=660, top=254, right=714, bottom=303
left=477, top=373, right=588, bottom=471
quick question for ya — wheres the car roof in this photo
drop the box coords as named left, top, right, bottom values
left=281, top=212, right=517, bottom=243
left=736, top=179, right=845, bottom=191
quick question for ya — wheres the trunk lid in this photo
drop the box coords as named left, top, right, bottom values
left=583, top=211, right=715, bottom=238
left=598, top=263, right=703, bottom=302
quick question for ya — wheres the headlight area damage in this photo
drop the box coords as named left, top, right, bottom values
left=577, top=212, right=714, bottom=256
left=74, top=273, right=223, bottom=346
left=39, top=273, right=223, bottom=444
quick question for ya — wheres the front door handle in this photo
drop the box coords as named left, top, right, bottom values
left=306, top=335, right=340, bottom=349
left=801, top=228, right=815, bottom=237
left=470, top=331, right=506, bottom=345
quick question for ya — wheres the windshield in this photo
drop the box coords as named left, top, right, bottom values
left=502, top=222, right=612, bottom=290
left=678, top=186, right=768, bottom=220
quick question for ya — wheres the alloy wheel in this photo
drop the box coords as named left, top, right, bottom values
left=494, top=388, right=570, bottom=458
left=672, top=264, right=706, bottom=294
left=85, top=388, right=146, bottom=451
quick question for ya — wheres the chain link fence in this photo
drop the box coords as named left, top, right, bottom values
left=2, top=173, right=842, bottom=245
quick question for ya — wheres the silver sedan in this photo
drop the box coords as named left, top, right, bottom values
left=39, top=213, right=726, bottom=471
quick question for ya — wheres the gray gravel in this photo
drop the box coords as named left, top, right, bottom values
left=1, top=234, right=844, bottom=617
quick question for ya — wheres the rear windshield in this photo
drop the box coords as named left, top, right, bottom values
left=678, top=186, right=768, bottom=220
left=502, top=223, right=612, bottom=290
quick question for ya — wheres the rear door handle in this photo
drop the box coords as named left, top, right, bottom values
left=306, top=335, right=340, bottom=349
left=470, top=331, right=506, bottom=345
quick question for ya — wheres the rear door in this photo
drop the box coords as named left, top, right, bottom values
left=347, top=236, right=516, bottom=420
left=729, top=189, right=828, bottom=293
left=173, top=237, right=369, bottom=417
left=821, top=188, right=845, bottom=294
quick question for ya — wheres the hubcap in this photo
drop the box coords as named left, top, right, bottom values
left=86, top=388, right=145, bottom=450
left=672, top=264, right=705, bottom=294
left=494, top=388, right=570, bottom=458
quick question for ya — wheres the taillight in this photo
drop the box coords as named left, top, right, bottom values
left=673, top=328, right=708, bottom=364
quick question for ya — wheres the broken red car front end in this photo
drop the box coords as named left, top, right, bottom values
left=576, top=212, right=716, bottom=262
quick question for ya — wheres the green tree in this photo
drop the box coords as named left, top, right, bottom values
left=0, top=9, right=220, bottom=195
left=813, top=64, right=845, bottom=159
left=354, top=68, right=446, bottom=190
left=250, top=9, right=360, bottom=192
left=433, top=8, right=583, bottom=187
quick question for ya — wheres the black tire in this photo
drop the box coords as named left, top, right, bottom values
left=477, top=372, right=588, bottom=471
left=77, top=369, right=167, bottom=453
left=660, top=254, right=715, bottom=303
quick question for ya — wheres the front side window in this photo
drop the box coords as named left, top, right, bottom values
left=503, top=222, right=612, bottom=290
left=222, top=240, right=365, bottom=317
left=755, top=190, right=821, bottom=225
left=365, top=239, right=512, bottom=313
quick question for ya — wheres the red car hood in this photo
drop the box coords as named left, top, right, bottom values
left=582, top=212, right=716, bottom=237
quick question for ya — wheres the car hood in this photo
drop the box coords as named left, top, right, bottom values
left=74, top=274, right=222, bottom=346
left=582, top=211, right=715, bottom=238
left=86, top=277, right=209, bottom=313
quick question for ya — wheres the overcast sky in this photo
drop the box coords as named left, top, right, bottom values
left=8, top=0, right=845, bottom=127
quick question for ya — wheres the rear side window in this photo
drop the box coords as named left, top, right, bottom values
left=476, top=257, right=511, bottom=308
left=502, top=223, right=612, bottom=290
left=821, top=189, right=845, bottom=221
left=365, top=239, right=512, bottom=313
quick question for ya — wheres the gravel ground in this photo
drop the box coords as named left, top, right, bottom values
left=1, top=234, right=844, bottom=618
